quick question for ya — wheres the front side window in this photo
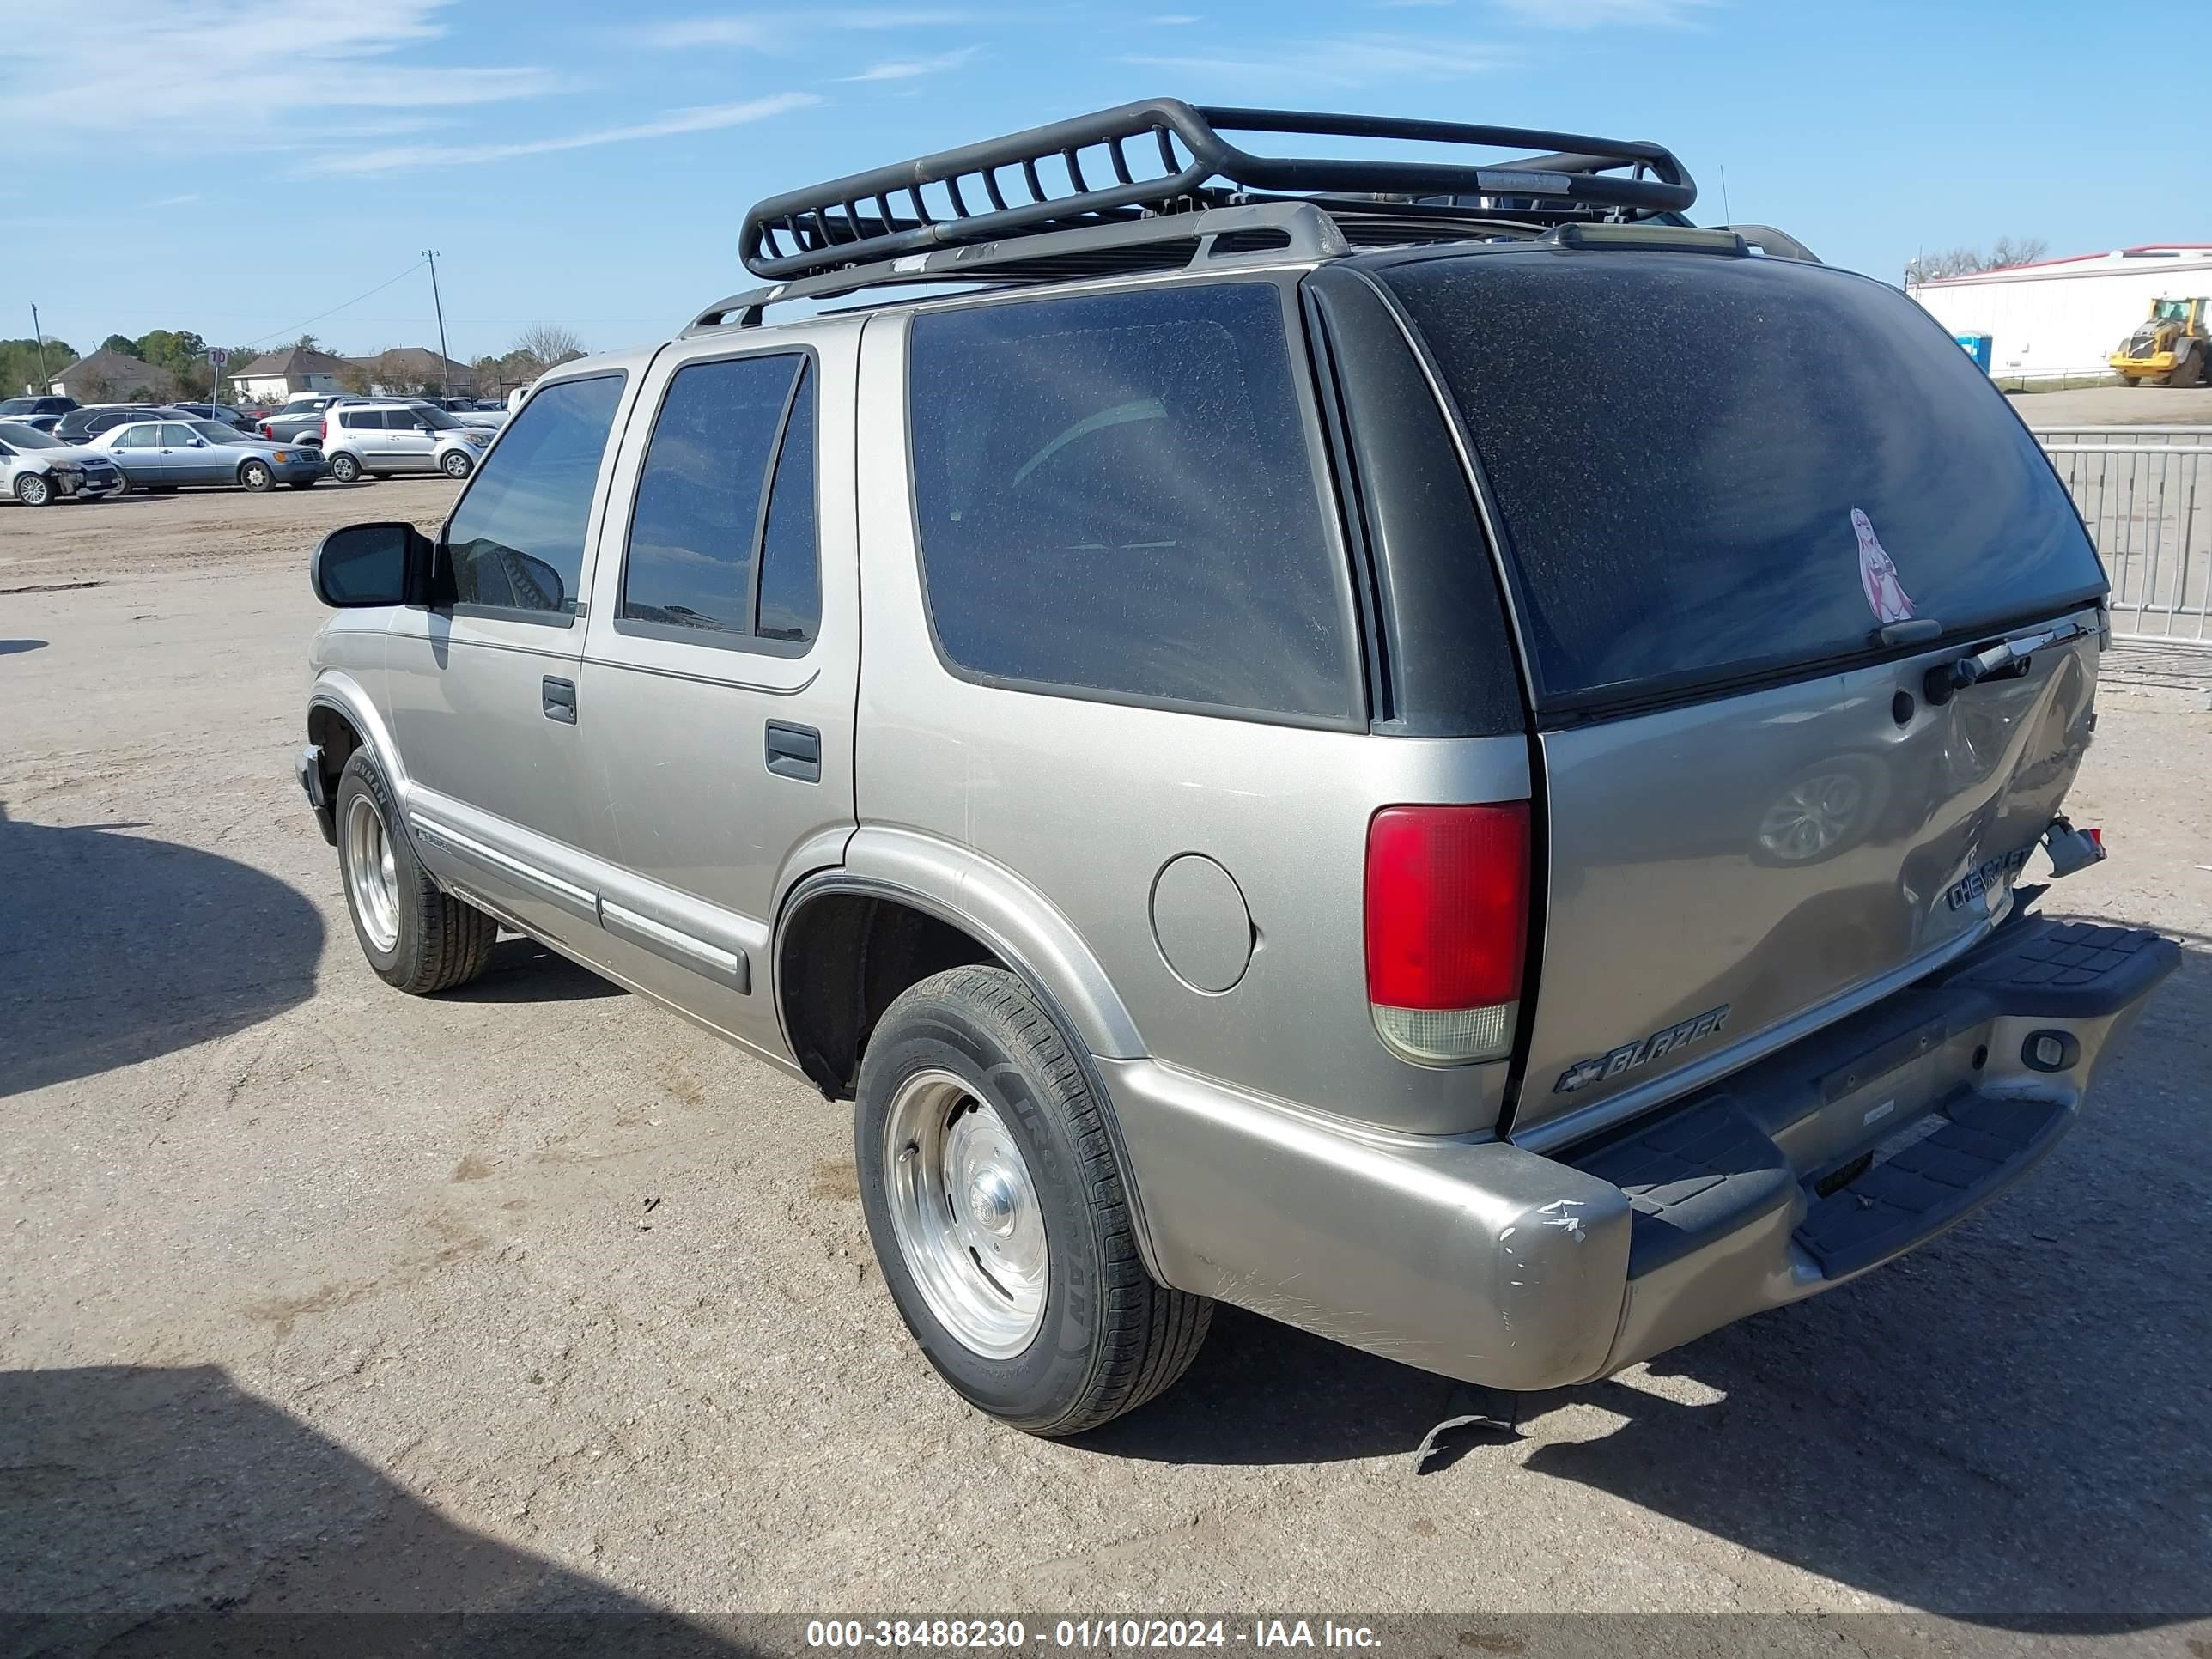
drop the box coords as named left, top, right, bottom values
left=620, top=352, right=816, bottom=647
left=158, top=423, right=196, bottom=446
left=907, top=282, right=1353, bottom=721
left=443, top=374, right=625, bottom=619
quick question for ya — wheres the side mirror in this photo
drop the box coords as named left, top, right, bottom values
left=414, top=422, right=434, bottom=434
left=311, top=520, right=435, bottom=608
left=189, top=438, right=207, bottom=447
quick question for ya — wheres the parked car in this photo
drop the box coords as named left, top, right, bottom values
left=0, top=420, right=125, bottom=504
left=54, top=403, right=194, bottom=445
left=261, top=392, right=348, bottom=444
left=0, top=394, right=78, bottom=417
left=319, top=399, right=492, bottom=483
left=173, top=400, right=257, bottom=430
left=91, top=416, right=324, bottom=492
left=6, top=412, right=64, bottom=434
left=295, top=100, right=2176, bottom=1437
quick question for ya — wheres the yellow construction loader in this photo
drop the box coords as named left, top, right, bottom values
left=2109, top=296, right=2209, bottom=386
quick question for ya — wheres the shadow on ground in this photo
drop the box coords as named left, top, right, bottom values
left=442, top=936, right=628, bottom=1004
left=0, top=640, right=46, bottom=656
left=0, top=800, right=324, bottom=1097
left=1088, top=947, right=2211, bottom=1626
left=0, top=1365, right=732, bottom=1654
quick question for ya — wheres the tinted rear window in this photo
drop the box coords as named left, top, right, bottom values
left=1382, top=251, right=2104, bottom=704
left=908, top=282, right=1355, bottom=723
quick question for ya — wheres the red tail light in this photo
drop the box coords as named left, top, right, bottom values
left=259, top=422, right=273, bottom=438
left=1364, top=802, right=1530, bottom=1064
left=319, top=415, right=330, bottom=443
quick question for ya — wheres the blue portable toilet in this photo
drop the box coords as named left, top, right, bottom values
left=1954, top=332, right=1994, bottom=373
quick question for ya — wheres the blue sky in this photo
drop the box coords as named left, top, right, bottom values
left=3, top=0, right=2203, bottom=367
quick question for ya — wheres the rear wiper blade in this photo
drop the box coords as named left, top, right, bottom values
left=1923, top=618, right=2093, bottom=703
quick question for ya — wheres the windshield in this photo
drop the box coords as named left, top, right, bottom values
left=0, top=399, right=44, bottom=416
left=410, top=404, right=461, bottom=429
left=1381, top=249, right=2106, bottom=706
left=0, top=422, right=63, bottom=447
left=2153, top=300, right=2191, bottom=323
left=191, top=422, right=240, bottom=443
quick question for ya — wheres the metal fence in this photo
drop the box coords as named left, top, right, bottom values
left=2032, top=427, right=2212, bottom=644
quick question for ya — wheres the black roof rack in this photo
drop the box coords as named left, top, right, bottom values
left=738, top=97, right=1695, bottom=283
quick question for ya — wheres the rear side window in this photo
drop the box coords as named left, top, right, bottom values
left=339, top=409, right=374, bottom=429
left=620, top=352, right=817, bottom=648
left=1382, top=252, right=2106, bottom=705
left=443, top=374, right=624, bottom=620
left=908, top=282, right=1354, bottom=722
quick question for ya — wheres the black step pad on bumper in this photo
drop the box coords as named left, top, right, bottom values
left=1948, top=921, right=2176, bottom=1017
left=1794, top=1095, right=2069, bottom=1278
left=1572, top=1101, right=1793, bottom=1278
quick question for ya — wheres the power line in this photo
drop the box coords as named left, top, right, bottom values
left=242, top=259, right=428, bottom=349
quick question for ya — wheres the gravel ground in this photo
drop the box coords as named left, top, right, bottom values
left=1, top=481, right=2207, bottom=1650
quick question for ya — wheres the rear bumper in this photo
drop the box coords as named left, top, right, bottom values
left=1105, top=913, right=2179, bottom=1392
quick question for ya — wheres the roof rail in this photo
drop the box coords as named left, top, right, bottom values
left=738, top=97, right=1695, bottom=283
left=687, top=201, right=1351, bottom=332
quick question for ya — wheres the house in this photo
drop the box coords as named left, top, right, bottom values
left=47, top=349, right=180, bottom=404
left=229, top=345, right=356, bottom=404
left=347, top=345, right=473, bottom=396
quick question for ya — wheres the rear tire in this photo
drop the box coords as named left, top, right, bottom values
left=326, top=452, right=362, bottom=483
left=239, top=459, right=272, bottom=491
left=333, top=750, right=496, bottom=995
left=854, top=965, right=1212, bottom=1435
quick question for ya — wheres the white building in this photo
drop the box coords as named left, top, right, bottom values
left=1907, top=244, right=2212, bottom=383
left=228, top=344, right=353, bottom=404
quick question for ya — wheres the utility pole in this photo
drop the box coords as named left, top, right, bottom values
left=29, top=302, right=49, bottom=392
left=422, top=250, right=453, bottom=395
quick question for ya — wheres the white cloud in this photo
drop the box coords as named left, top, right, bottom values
left=840, top=46, right=982, bottom=82
left=1127, top=33, right=1510, bottom=87
left=0, top=0, right=562, bottom=147
left=1490, top=0, right=1720, bottom=27
left=641, top=8, right=981, bottom=47
left=151, top=193, right=204, bottom=209
left=304, top=92, right=821, bottom=176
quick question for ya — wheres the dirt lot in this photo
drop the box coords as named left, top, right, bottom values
left=2008, top=383, right=2212, bottom=428
left=2, top=482, right=2209, bottom=1650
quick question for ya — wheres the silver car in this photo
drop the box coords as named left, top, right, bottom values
left=295, top=100, right=2176, bottom=1437
left=320, top=400, right=493, bottom=483
left=90, top=417, right=325, bottom=492
left=0, top=421, right=125, bottom=504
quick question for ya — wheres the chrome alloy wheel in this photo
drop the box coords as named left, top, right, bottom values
left=343, top=792, right=401, bottom=953
left=883, top=1069, right=1049, bottom=1358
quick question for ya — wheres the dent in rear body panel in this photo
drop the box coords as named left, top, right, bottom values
left=1514, top=617, right=2100, bottom=1146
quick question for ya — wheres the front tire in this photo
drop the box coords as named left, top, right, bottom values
left=239, top=459, right=272, bottom=491
left=14, top=472, right=52, bottom=507
left=441, top=450, right=474, bottom=479
left=333, top=750, right=495, bottom=995
left=855, top=966, right=1211, bottom=1435
left=326, top=452, right=362, bottom=484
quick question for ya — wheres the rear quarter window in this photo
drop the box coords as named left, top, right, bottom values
left=907, top=281, right=1357, bottom=724
left=1381, top=251, right=2105, bottom=706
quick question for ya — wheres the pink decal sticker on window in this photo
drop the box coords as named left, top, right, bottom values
left=1853, top=508, right=1915, bottom=624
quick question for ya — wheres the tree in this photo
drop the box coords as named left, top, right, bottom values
left=0, top=337, right=75, bottom=397
left=100, top=333, right=142, bottom=358
left=514, top=323, right=585, bottom=369
left=1905, top=237, right=2051, bottom=284
left=338, top=362, right=373, bottom=395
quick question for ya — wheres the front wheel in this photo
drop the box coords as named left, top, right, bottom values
left=333, top=750, right=496, bottom=994
left=854, top=966, right=1212, bottom=1435
left=13, top=471, right=52, bottom=507
left=239, top=459, right=273, bottom=491
left=326, top=452, right=362, bottom=483
left=441, top=450, right=474, bottom=479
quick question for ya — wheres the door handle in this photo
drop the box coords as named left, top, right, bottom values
left=542, top=677, right=577, bottom=724
left=764, top=720, right=820, bottom=782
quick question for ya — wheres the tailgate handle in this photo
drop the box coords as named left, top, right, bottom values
left=765, top=720, right=820, bottom=782
left=541, top=676, right=577, bottom=724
